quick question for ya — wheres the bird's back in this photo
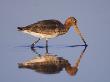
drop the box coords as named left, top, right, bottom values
left=21, top=19, right=65, bottom=35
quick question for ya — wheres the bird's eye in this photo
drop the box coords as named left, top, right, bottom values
left=73, top=20, right=77, bottom=24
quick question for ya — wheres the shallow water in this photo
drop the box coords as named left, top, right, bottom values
left=0, top=0, right=110, bottom=82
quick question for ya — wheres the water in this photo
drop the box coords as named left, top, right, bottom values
left=0, top=0, right=110, bottom=82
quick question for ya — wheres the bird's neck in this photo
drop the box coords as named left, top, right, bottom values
left=64, top=22, right=72, bottom=32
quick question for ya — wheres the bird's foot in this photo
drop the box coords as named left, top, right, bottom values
left=30, top=44, right=36, bottom=52
left=31, top=43, right=35, bottom=48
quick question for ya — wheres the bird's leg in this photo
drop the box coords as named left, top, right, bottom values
left=46, top=40, right=48, bottom=53
left=31, top=38, right=40, bottom=49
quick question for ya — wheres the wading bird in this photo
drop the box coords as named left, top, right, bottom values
left=17, top=17, right=87, bottom=49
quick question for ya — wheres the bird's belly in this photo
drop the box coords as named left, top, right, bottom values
left=23, top=30, right=58, bottom=39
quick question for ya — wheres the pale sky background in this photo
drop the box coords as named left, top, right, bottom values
left=0, top=0, right=110, bottom=82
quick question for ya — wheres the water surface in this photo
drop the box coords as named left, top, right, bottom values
left=0, top=0, right=110, bottom=82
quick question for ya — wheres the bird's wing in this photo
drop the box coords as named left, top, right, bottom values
left=26, top=20, right=65, bottom=34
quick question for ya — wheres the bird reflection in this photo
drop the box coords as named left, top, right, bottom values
left=18, top=45, right=87, bottom=76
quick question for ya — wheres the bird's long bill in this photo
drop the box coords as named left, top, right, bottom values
left=73, top=25, right=87, bottom=45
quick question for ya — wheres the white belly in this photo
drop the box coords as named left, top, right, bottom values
left=23, top=30, right=58, bottom=39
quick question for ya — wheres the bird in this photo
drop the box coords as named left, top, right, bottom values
left=17, top=17, right=87, bottom=49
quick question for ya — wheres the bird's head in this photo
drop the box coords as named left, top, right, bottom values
left=65, top=16, right=81, bottom=37
left=66, top=17, right=77, bottom=26
left=65, top=17, right=77, bottom=28
left=65, top=16, right=87, bottom=45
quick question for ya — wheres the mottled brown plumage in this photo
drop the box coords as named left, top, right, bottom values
left=18, top=19, right=67, bottom=35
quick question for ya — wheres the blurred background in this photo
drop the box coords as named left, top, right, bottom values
left=0, top=0, right=110, bottom=82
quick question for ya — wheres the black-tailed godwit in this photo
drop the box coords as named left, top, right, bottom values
left=17, top=17, right=87, bottom=48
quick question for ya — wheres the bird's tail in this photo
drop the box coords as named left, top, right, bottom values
left=17, top=27, right=23, bottom=31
